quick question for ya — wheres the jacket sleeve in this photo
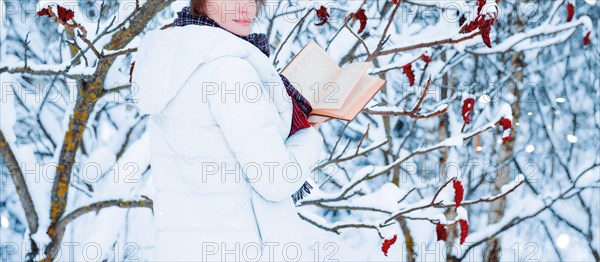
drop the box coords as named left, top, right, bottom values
left=202, top=56, right=324, bottom=202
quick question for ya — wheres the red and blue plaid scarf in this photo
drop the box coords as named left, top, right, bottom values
left=172, top=6, right=314, bottom=204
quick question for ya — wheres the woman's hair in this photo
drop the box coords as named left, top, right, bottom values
left=189, top=0, right=266, bottom=17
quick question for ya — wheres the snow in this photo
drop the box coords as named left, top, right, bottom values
left=435, top=104, right=449, bottom=112
left=525, top=144, right=535, bottom=153
left=501, top=174, right=525, bottom=194
left=427, top=60, right=446, bottom=79
left=514, top=28, right=577, bottom=52
left=383, top=26, right=462, bottom=54
left=472, top=16, right=593, bottom=54
left=315, top=182, right=403, bottom=215
left=481, top=0, right=499, bottom=17
left=70, top=130, right=152, bottom=261
left=439, top=136, right=464, bottom=147
left=575, top=167, right=600, bottom=188
left=0, top=61, right=96, bottom=77
left=566, top=134, right=578, bottom=143
left=0, top=0, right=6, bottom=42
left=79, top=147, right=117, bottom=183
left=17, top=143, right=53, bottom=261
left=371, top=54, right=421, bottom=74
left=435, top=213, right=448, bottom=225
left=497, top=102, right=513, bottom=120
left=302, top=165, right=377, bottom=202
left=1, top=1, right=598, bottom=261
left=456, top=206, right=468, bottom=222
left=0, top=75, right=17, bottom=143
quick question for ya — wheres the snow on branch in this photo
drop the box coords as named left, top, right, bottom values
left=469, top=16, right=593, bottom=54
left=297, top=174, right=524, bottom=238
left=0, top=62, right=95, bottom=80
left=52, top=196, right=153, bottom=238
left=458, top=170, right=597, bottom=260
left=362, top=76, right=449, bottom=118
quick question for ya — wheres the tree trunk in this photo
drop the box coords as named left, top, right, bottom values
left=485, top=18, right=524, bottom=262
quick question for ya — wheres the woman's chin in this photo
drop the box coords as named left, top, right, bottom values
left=231, top=27, right=251, bottom=36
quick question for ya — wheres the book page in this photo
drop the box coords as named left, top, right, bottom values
left=281, top=41, right=340, bottom=108
left=323, top=62, right=372, bottom=110
left=337, top=74, right=385, bottom=119
left=312, top=73, right=386, bottom=121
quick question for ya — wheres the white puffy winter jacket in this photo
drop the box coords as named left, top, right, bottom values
left=131, top=25, right=324, bottom=261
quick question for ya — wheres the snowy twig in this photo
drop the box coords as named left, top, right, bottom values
left=102, top=47, right=138, bottom=58
left=297, top=212, right=379, bottom=234
left=300, top=189, right=365, bottom=206
left=430, top=177, right=457, bottom=205
left=102, top=84, right=131, bottom=95
left=370, top=54, right=421, bottom=75
left=362, top=76, right=448, bottom=119
left=0, top=131, right=40, bottom=237
left=55, top=197, right=152, bottom=233
left=299, top=176, right=524, bottom=234
left=343, top=14, right=371, bottom=56
left=437, top=180, right=524, bottom=209
left=50, top=197, right=153, bottom=253
left=367, top=0, right=404, bottom=62
left=43, top=6, right=102, bottom=58
left=374, top=31, right=481, bottom=58
left=467, top=16, right=592, bottom=55
left=355, top=123, right=370, bottom=155
left=104, top=0, right=141, bottom=35
left=313, top=202, right=391, bottom=214
left=458, top=170, right=597, bottom=260
left=332, top=116, right=504, bottom=203
left=328, top=122, right=350, bottom=161
left=272, top=7, right=315, bottom=68
left=0, top=65, right=93, bottom=80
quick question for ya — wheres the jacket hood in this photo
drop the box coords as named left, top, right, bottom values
left=130, top=25, right=292, bottom=117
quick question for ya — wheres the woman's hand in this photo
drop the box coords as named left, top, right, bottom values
left=308, top=114, right=332, bottom=130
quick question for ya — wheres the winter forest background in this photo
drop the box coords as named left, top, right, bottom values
left=0, top=0, right=599, bottom=261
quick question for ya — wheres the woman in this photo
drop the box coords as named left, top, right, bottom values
left=131, top=0, right=330, bottom=260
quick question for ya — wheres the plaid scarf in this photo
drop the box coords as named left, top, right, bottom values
left=173, top=6, right=314, bottom=204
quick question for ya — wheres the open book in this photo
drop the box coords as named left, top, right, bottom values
left=280, top=40, right=386, bottom=121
